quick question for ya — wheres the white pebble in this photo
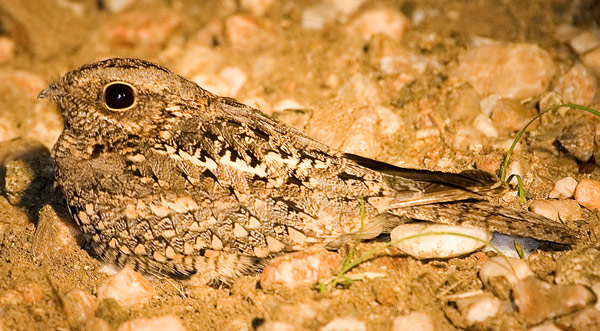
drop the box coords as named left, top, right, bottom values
left=391, top=312, right=434, bottom=331
left=302, top=4, right=337, bottom=30
left=97, top=266, right=155, bottom=308
left=321, top=317, right=366, bottom=331
left=479, top=94, right=502, bottom=116
left=549, top=177, right=578, bottom=199
left=570, top=31, right=600, bottom=55
left=479, top=256, right=533, bottom=287
left=390, top=223, right=491, bottom=259
left=462, top=293, right=501, bottom=324
left=472, top=113, right=498, bottom=138
left=104, top=0, right=135, bottom=13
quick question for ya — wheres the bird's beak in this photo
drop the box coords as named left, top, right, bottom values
left=38, top=84, right=66, bottom=100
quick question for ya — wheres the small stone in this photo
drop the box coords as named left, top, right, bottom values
left=572, top=307, right=600, bottom=331
left=324, top=0, right=366, bottom=16
left=102, top=0, right=135, bottom=13
left=583, top=47, right=600, bottom=76
left=193, top=66, right=247, bottom=97
left=34, top=204, right=83, bottom=254
left=570, top=31, right=600, bottom=55
left=256, top=321, right=295, bottom=331
left=530, top=199, right=582, bottom=222
left=455, top=293, right=501, bottom=325
left=321, top=317, right=366, bottom=331
left=451, top=43, right=556, bottom=100
left=473, top=113, right=498, bottom=138
left=554, top=63, right=598, bottom=106
left=82, top=317, right=111, bottom=331
left=117, top=315, right=187, bottom=331
left=479, top=256, right=533, bottom=300
left=0, top=37, right=15, bottom=63
left=391, top=312, right=434, bottom=331
left=512, top=277, right=594, bottom=325
left=97, top=265, right=155, bottom=308
left=592, top=282, right=600, bottom=310
left=240, top=0, right=275, bottom=16
left=574, top=178, right=600, bottom=210
left=549, top=177, right=578, bottom=199
left=260, top=246, right=341, bottom=291
left=479, top=94, right=502, bottom=116
left=336, top=73, right=382, bottom=106
left=449, top=83, right=483, bottom=122
left=225, top=15, right=278, bottom=52
left=490, top=98, right=537, bottom=133
left=104, top=11, right=181, bottom=49
left=14, top=281, right=47, bottom=304
left=528, top=321, right=563, bottom=331
left=555, top=248, right=600, bottom=286
left=557, top=122, right=596, bottom=162
left=301, top=3, right=337, bottom=30
left=346, top=7, right=410, bottom=41
left=390, top=223, right=492, bottom=259
left=62, top=289, right=98, bottom=326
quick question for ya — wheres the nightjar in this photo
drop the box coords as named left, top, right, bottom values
left=39, top=58, right=577, bottom=283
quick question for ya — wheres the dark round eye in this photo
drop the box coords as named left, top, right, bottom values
left=103, top=82, right=135, bottom=110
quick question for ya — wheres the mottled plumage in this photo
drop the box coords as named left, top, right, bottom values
left=39, top=58, right=577, bottom=283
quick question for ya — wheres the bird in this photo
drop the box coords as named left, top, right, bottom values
left=39, top=58, right=577, bottom=283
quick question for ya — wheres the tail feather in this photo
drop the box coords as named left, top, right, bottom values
left=391, top=202, right=577, bottom=245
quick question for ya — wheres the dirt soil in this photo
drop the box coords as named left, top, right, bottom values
left=0, top=0, right=599, bottom=330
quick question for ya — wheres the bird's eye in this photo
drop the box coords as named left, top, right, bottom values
left=103, top=82, right=136, bottom=110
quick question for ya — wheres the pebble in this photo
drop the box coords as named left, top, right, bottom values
left=34, top=204, right=83, bottom=254
left=62, top=289, right=98, bottom=326
left=97, top=265, right=155, bottom=308
left=479, top=256, right=533, bottom=299
left=336, top=73, right=383, bottom=106
left=472, top=113, right=498, bottom=138
left=117, top=315, right=187, bottom=331
left=530, top=199, right=582, bottom=222
left=240, top=0, right=275, bottom=16
left=528, top=321, right=563, bottom=331
left=556, top=122, right=595, bottom=162
left=102, top=0, right=135, bottom=13
left=390, top=223, right=492, bottom=259
left=225, top=15, right=278, bottom=52
left=574, top=178, right=600, bottom=210
left=572, top=307, right=600, bottom=331
left=13, top=281, right=47, bottom=304
left=391, top=312, right=435, bottom=331
left=570, top=31, right=600, bottom=55
left=490, top=98, right=537, bottom=133
left=549, top=177, right=578, bottom=199
left=260, top=246, right=341, bottom=291
left=553, top=63, right=598, bottom=106
left=0, top=37, right=15, bottom=63
left=555, top=248, right=600, bottom=286
left=324, top=0, right=366, bottom=16
left=479, top=94, right=502, bottom=116
left=256, top=321, right=295, bottom=331
left=449, top=83, right=483, bottom=122
left=82, top=317, right=111, bottom=331
left=346, top=7, right=410, bottom=41
left=451, top=43, right=556, bottom=100
left=193, top=66, right=247, bottom=97
left=321, top=317, right=366, bottom=331
left=104, top=11, right=181, bottom=49
left=512, top=277, right=594, bottom=325
left=455, top=293, right=501, bottom=325
left=302, top=3, right=337, bottom=30
left=583, top=47, right=600, bottom=76
left=592, top=282, right=600, bottom=310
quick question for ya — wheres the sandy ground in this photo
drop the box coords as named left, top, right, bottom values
left=0, top=0, right=599, bottom=330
